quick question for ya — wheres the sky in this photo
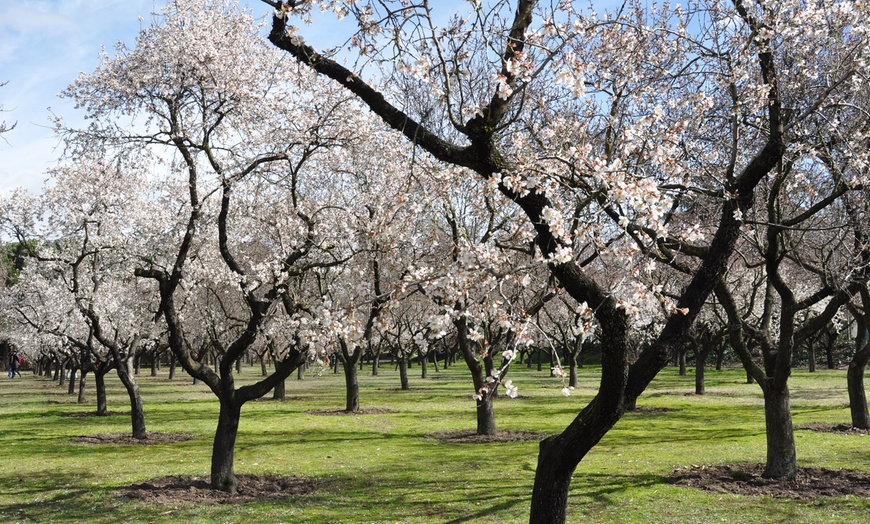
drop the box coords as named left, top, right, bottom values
left=0, top=0, right=318, bottom=196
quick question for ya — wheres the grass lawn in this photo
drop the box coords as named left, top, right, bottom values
left=0, top=361, right=868, bottom=523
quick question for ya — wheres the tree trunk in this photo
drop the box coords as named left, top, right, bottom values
left=761, top=384, right=797, bottom=479
left=260, top=353, right=268, bottom=376
left=420, top=352, right=428, bottom=379
left=476, top=395, right=496, bottom=435
left=67, top=367, right=77, bottom=394
left=694, top=349, right=709, bottom=395
left=95, top=368, right=108, bottom=416
left=151, top=357, right=158, bottom=377
left=77, top=369, right=88, bottom=404
left=568, top=352, right=578, bottom=388
left=372, top=355, right=380, bottom=375
left=808, top=343, right=816, bottom=373
left=169, top=355, right=176, bottom=380
left=297, top=361, right=305, bottom=380
left=847, top=335, right=870, bottom=428
left=113, top=355, right=147, bottom=439
left=343, top=359, right=360, bottom=412
left=273, top=378, right=286, bottom=400
left=678, top=351, right=687, bottom=376
left=398, top=356, right=409, bottom=390
left=211, top=397, right=242, bottom=492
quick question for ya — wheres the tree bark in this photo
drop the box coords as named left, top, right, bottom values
left=476, top=395, right=497, bottom=436
left=211, top=397, right=241, bottom=492
left=342, top=358, right=360, bottom=412
left=761, top=384, right=797, bottom=479
left=77, top=369, right=88, bottom=404
left=95, top=368, right=108, bottom=416
left=398, top=355, right=409, bottom=390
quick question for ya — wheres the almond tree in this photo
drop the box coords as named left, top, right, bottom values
left=58, top=0, right=386, bottom=491
left=262, top=0, right=868, bottom=521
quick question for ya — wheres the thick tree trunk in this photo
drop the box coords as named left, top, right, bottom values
left=211, top=397, right=242, bottom=492
left=761, top=384, right=797, bottom=479
left=151, top=358, right=158, bottom=377
left=273, top=378, right=286, bottom=400
left=847, top=346, right=870, bottom=429
left=476, top=395, right=497, bottom=435
left=343, top=359, right=360, bottom=412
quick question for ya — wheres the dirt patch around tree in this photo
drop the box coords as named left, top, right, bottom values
left=306, top=407, right=398, bottom=415
left=115, top=474, right=318, bottom=505
left=71, top=432, right=197, bottom=445
left=668, top=464, right=870, bottom=499
left=795, top=422, right=870, bottom=435
left=425, top=429, right=548, bottom=443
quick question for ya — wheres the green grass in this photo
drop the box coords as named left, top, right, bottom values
left=0, top=363, right=868, bottom=523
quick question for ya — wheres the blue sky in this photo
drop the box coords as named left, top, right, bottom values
left=0, top=0, right=297, bottom=195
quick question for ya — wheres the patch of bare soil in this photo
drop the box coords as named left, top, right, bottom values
left=71, top=432, right=197, bottom=445
left=796, top=422, right=870, bottom=435
left=668, top=464, right=870, bottom=499
left=425, top=429, right=547, bottom=443
left=115, top=474, right=317, bottom=505
left=628, top=406, right=678, bottom=414
left=306, top=408, right=398, bottom=415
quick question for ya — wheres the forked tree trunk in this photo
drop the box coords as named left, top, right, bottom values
left=761, top=384, right=797, bottom=479
left=211, top=397, right=242, bottom=492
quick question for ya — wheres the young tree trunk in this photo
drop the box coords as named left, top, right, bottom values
left=169, top=355, right=176, bottom=380
left=211, top=397, right=242, bottom=492
left=297, top=361, right=305, bottom=380
left=808, top=343, right=816, bottom=373
left=151, top=357, right=158, bottom=377
left=113, top=354, right=147, bottom=439
left=761, top=384, right=797, bottom=479
left=372, top=355, right=380, bottom=375
left=420, top=352, right=428, bottom=379
left=260, top=353, right=268, bottom=376
left=678, top=351, right=687, bottom=376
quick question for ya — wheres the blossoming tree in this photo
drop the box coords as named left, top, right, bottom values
left=262, top=0, right=868, bottom=521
